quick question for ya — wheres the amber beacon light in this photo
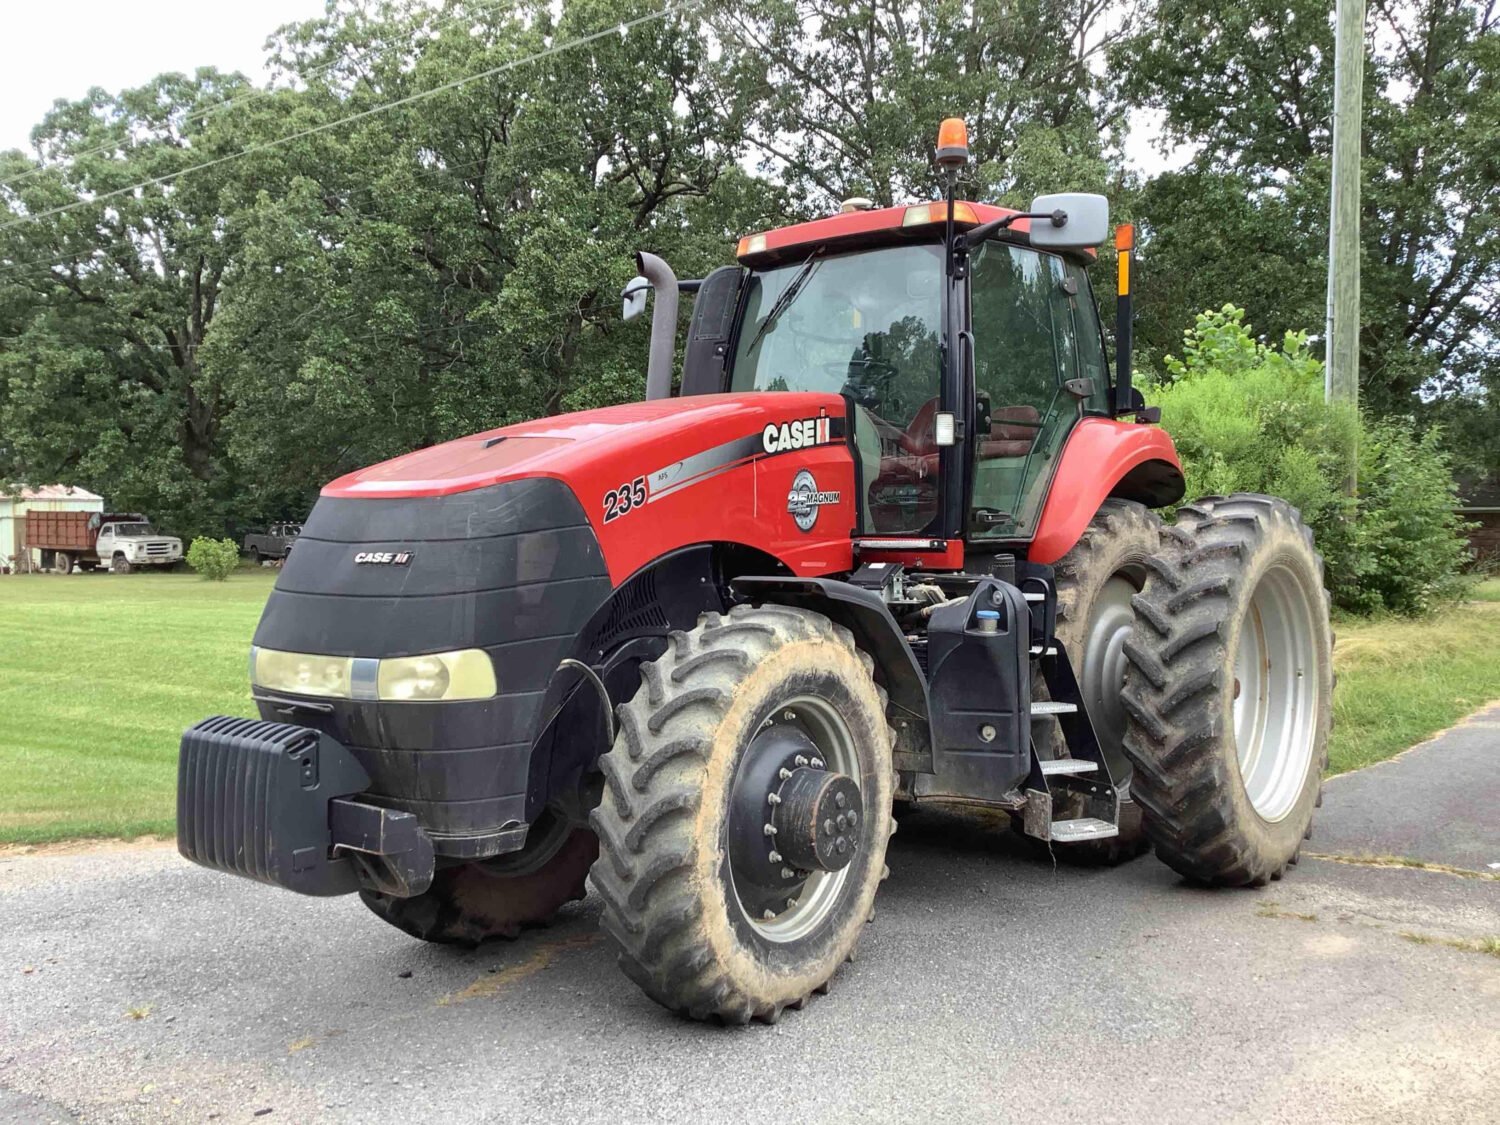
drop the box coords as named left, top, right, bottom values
left=936, top=118, right=969, bottom=168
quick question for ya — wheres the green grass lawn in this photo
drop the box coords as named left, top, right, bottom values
left=1, top=570, right=1498, bottom=844
left=0, top=571, right=268, bottom=843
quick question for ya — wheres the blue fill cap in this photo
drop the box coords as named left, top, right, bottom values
left=976, top=609, right=1000, bottom=619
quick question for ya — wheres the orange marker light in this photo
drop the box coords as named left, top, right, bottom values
left=1116, top=223, right=1133, bottom=296
left=936, top=118, right=969, bottom=168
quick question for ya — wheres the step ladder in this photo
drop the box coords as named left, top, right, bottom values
left=1020, top=638, right=1121, bottom=844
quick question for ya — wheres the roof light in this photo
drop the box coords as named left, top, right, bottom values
left=901, top=201, right=978, bottom=227
left=736, top=233, right=767, bottom=257
left=840, top=197, right=875, bottom=213
left=936, top=118, right=969, bottom=168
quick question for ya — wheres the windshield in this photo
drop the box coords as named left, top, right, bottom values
left=111, top=523, right=156, bottom=536
left=731, top=243, right=946, bottom=537
left=730, top=243, right=943, bottom=418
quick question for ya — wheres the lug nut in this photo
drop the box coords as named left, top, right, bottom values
left=763, top=909, right=776, bottom=921
left=779, top=767, right=793, bottom=781
left=795, top=755, right=809, bottom=767
left=781, top=867, right=797, bottom=880
left=836, top=813, right=848, bottom=832
left=763, top=823, right=778, bottom=836
left=823, top=818, right=835, bottom=836
left=847, top=810, right=858, bottom=826
left=835, top=837, right=849, bottom=854
left=767, top=792, right=782, bottom=806
left=811, top=757, right=825, bottom=769
left=834, top=791, right=847, bottom=809
left=786, top=898, right=798, bottom=910
left=768, top=850, right=783, bottom=863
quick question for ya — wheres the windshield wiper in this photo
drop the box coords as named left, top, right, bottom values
left=744, top=252, right=823, bottom=357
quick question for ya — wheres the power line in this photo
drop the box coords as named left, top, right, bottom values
left=0, top=0, right=698, bottom=236
left=0, top=0, right=546, bottom=190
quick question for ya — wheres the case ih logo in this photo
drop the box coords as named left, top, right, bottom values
left=763, top=415, right=832, bottom=454
left=354, top=551, right=413, bottom=566
left=786, top=469, right=841, bottom=532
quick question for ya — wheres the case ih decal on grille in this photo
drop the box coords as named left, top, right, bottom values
left=762, top=415, right=833, bottom=454
left=787, top=469, right=841, bottom=532
left=354, top=551, right=413, bottom=565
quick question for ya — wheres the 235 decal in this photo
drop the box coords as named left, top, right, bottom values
left=603, top=476, right=648, bottom=523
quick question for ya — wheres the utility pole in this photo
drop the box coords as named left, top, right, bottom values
left=1325, top=0, right=1365, bottom=414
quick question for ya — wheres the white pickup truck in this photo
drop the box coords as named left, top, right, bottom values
left=93, top=517, right=184, bottom=573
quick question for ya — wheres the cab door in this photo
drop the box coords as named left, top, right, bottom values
left=965, top=241, right=1111, bottom=541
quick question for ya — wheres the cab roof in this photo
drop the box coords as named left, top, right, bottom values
left=735, top=201, right=1094, bottom=268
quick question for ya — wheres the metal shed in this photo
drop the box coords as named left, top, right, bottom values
left=0, top=485, right=104, bottom=573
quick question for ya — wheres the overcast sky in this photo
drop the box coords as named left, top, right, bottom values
left=3, top=1, right=1181, bottom=174
left=1, top=0, right=326, bottom=155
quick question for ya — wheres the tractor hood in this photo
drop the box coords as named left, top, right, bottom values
left=322, top=392, right=860, bottom=584
left=325, top=394, right=840, bottom=500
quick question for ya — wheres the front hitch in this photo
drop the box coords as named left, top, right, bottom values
left=177, top=716, right=434, bottom=898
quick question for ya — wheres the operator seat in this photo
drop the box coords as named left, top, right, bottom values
left=979, top=405, right=1042, bottom=459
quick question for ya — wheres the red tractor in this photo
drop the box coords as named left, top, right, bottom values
left=179, top=119, right=1332, bottom=1024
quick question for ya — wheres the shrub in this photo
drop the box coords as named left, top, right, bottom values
left=1148, top=306, right=1471, bottom=615
left=187, top=537, right=240, bottom=581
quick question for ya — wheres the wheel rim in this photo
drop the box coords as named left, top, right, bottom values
left=726, top=694, right=862, bottom=944
left=1232, top=563, right=1318, bottom=822
left=1080, top=572, right=1142, bottom=784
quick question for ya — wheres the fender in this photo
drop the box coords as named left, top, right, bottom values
left=1028, top=418, right=1185, bottom=564
left=730, top=575, right=928, bottom=721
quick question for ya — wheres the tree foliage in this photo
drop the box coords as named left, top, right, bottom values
left=1149, top=306, right=1471, bottom=614
left=0, top=0, right=1494, bottom=548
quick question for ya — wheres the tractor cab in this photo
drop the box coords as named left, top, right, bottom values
left=625, top=127, right=1141, bottom=562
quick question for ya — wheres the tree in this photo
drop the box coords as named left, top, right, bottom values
left=0, top=70, right=273, bottom=534
left=1118, top=0, right=1500, bottom=448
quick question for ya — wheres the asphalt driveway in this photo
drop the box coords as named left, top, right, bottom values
left=3, top=706, right=1497, bottom=1124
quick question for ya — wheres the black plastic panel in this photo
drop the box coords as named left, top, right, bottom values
left=250, top=477, right=613, bottom=854
left=919, top=579, right=1032, bottom=803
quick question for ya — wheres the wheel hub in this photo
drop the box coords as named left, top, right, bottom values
left=771, top=767, right=862, bottom=873
left=725, top=707, right=864, bottom=938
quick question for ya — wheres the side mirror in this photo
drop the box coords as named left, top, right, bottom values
left=1028, top=193, right=1109, bottom=251
left=622, top=276, right=650, bottom=321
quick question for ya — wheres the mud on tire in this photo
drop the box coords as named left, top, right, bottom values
left=590, top=604, right=895, bottom=1024
left=1120, top=494, right=1332, bottom=886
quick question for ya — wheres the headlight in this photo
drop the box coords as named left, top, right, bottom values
left=377, top=650, right=497, bottom=701
left=253, top=648, right=354, bottom=699
left=250, top=647, right=496, bottom=702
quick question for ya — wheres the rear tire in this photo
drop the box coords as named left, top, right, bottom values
left=360, top=816, right=596, bottom=945
left=1121, top=494, right=1332, bottom=886
left=591, top=604, right=895, bottom=1024
left=1034, top=499, right=1162, bottom=865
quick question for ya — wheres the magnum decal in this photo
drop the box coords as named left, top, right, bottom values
left=787, top=469, right=841, bottom=532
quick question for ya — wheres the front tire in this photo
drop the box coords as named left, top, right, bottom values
left=360, top=814, right=596, bottom=944
left=1121, top=494, right=1332, bottom=886
left=111, top=555, right=132, bottom=575
left=591, top=604, right=895, bottom=1024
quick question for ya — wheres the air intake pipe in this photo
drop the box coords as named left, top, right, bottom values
left=637, top=251, right=679, bottom=401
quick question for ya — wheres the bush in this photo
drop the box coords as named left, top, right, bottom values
left=1149, top=306, right=1471, bottom=615
left=186, top=537, right=240, bottom=581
